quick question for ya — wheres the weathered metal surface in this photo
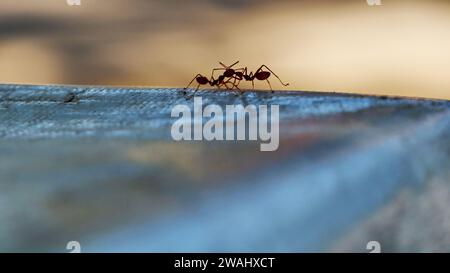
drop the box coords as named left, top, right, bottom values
left=0, top=84, right=449, bottom=252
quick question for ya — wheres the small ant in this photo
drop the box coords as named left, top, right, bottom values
left=223, top=63, right=290, bottom=93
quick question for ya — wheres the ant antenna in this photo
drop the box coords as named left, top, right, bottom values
left=219, top=61, right=239, bottom=69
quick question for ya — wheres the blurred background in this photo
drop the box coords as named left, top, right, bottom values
left=0, top=0, right=449, bottom=99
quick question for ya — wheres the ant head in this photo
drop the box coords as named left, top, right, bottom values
left=223, top=69, right=235, bottom=77
left=196, top=75, right=209, bottom=85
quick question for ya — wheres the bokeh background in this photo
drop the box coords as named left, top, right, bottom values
left=0, top=0, right=449, bottom=99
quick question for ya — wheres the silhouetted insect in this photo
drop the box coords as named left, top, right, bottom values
left=230, top=65, right=289, bottom=92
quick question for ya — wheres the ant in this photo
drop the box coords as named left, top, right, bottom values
left=183, top=61, right=241, bottom=98
left=222, top=63, right=289, bottom=93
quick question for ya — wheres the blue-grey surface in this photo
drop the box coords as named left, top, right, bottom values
left=0, top=84, right=449, bottom=252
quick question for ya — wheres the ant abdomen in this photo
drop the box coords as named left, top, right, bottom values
left=196, top=76, right=209, bottom=85
left=255, top=71, right=271, bottom=81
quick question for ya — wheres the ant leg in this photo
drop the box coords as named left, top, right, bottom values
left=184, top=74, right=202, bottom=94
left=220, top=76, right=235, bottom=89
left=234, top=84, right=243, bottom=96
left=266, top=79, right=273, bottom=93
left=229, top=77, right=243, bottom=96
left=219, top=76, right=240, bottom=95
left=210, top=68, right=225, bottom=80
left=219, top=61, right=239, bottom=69
left=228, top=76, right=243, bottom=91
left=221, top=77, right=238, bottom=90
left=185, top=84, right=201, bottom=100
left=258, top=65, right=289, bottom=86
left=234, top=78, right=243, bottom=94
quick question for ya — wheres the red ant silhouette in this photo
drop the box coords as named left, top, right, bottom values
left=221, top=63, right=289, bottom=92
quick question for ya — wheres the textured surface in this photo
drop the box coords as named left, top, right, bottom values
left=0, top=84, right=449, bottom=252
